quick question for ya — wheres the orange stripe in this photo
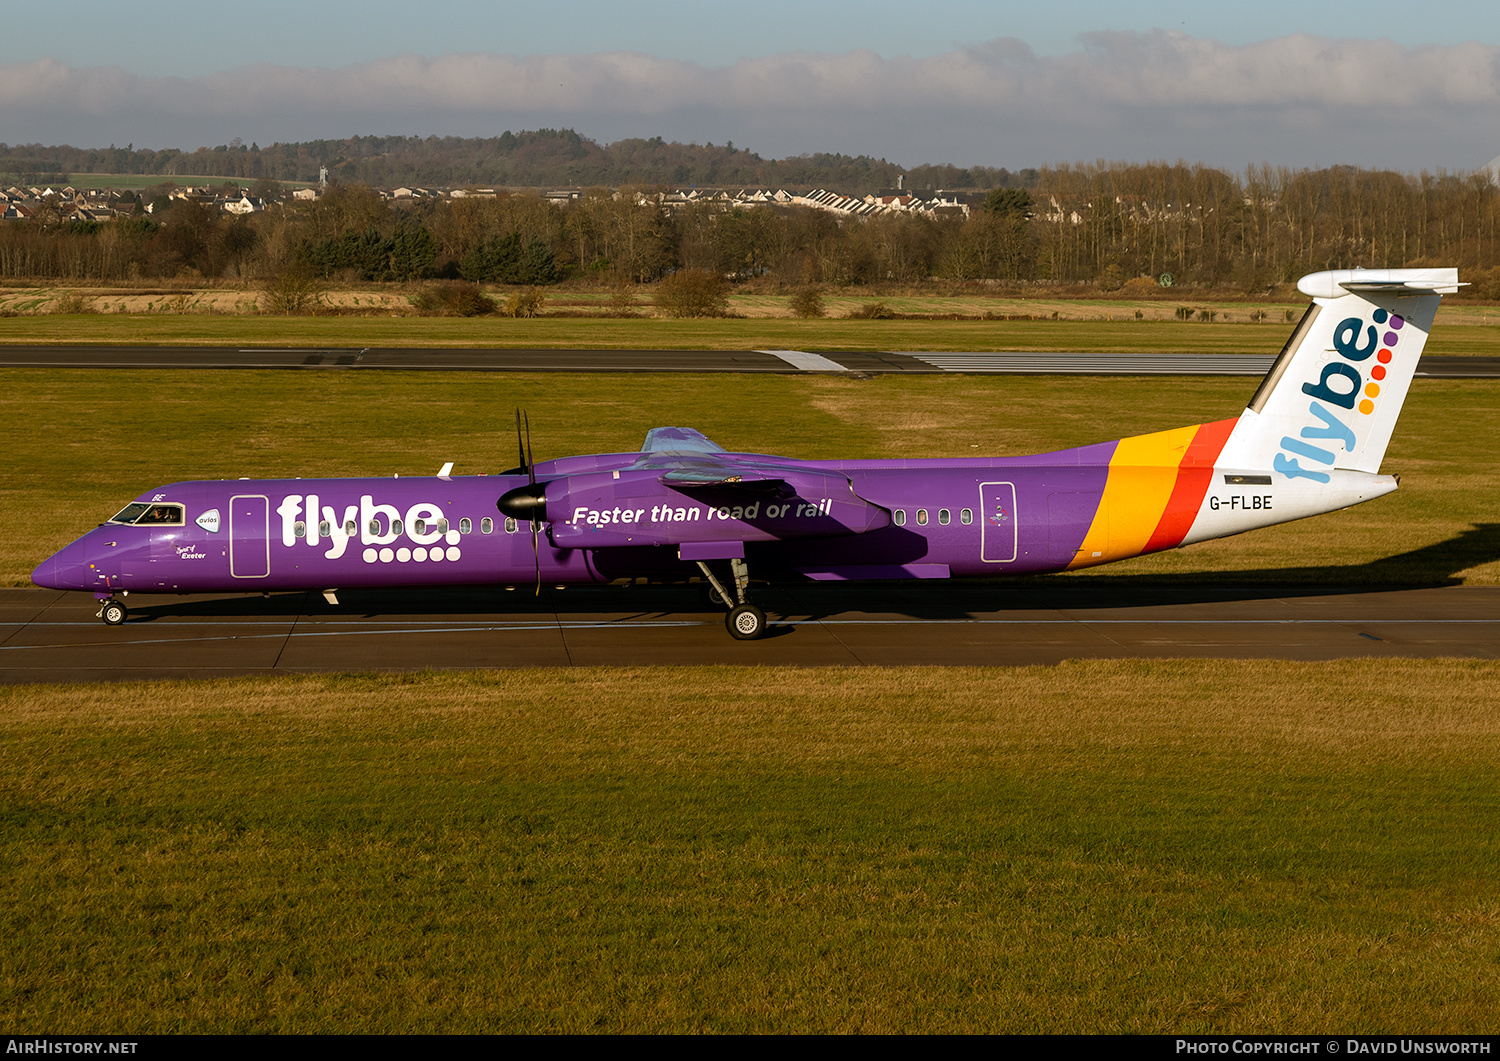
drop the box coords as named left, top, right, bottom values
left=1142, top=417, right=1237, bottom=553
left=1067, top=423, right=1200, bottom=568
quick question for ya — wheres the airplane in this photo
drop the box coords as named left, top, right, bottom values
left=32, top=267, right=1459, bottom=640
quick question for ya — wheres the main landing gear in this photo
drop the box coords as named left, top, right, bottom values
left=695, top=558, right=767, bottom=640
left=97, top=598, right=127, bottom=625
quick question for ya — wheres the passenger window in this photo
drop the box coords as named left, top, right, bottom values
left=439, top=519, right=450, bottom=534
left=413, top=519, right=426, bottom=535
left=368, top=519, right=381, bottom=536
left=318, top=520, right=330, bottom=537
left=961, top=508, right=973, bottom=525
left=938, top=509, right=951, bottom=525
left=504, top=517, right=517, bottom=534
left=345, top=520, right=357, bottom=536
left=294, top=521, right=306, bottom=538
left=391, top=519, right=403, bottom=535
left=916, top=509, right=928, bottom=526
left=460, top=518, right=472, bottom=534
left=893, top=509, right=906, bottom=527
left=481, top=517, right=493, bottom=534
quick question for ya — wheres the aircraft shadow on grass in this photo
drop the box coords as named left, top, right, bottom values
left=123, top=523, right=1500, bottom=628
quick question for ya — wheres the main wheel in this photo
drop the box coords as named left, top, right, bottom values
left=726, top=603, right=766, bottom=640
left=100, top=600, right=127, bottom=626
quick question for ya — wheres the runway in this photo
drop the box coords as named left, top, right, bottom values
left=3, top=583, right=1495, bottom=683
left=1, top=345, right=1497, bottom=376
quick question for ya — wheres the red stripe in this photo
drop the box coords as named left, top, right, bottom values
left=1142, top=418, right=1237, bottom=553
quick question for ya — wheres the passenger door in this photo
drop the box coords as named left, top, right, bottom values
left=229, top=494, right=270, bottom=578
left=979, top=482, right=1017, bottom=563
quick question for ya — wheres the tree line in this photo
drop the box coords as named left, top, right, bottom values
left=0, top=130, right=1029, bottom=197
left=4, top=162, right=1500, bottom=294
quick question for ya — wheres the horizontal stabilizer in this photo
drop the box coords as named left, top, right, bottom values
left=1298, top=268, right=1462, bottom=298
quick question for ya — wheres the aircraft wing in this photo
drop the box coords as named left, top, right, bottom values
left=542, top=436, right=890, bottom=547
left=640, top=426, right=726, bottom=454
left=634, top=429, right=800, bottom=490
left=644, top=455, right=791, bottom=490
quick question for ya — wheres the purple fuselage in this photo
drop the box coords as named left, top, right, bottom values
left=32, top=443, right=1120, bottom=597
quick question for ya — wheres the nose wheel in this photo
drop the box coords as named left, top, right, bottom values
left=98, top=599, right=127, bottom=626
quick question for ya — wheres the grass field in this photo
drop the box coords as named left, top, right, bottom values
left=2, top=661, right=1497, bottom=1032
left=4, top=369, right=1497, bottom=588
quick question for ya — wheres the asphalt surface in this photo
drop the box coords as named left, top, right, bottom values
left=3, top=583, right=1495, bottom=683
left=1, top=345, right=1497, bottom=376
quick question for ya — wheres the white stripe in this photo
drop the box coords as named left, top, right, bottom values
left=758, top=349, right=850, bottom=372
left=907, top=352, right=1276, bottom=375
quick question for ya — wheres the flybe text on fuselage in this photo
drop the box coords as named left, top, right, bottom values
left=273, top=493, right=464, bottom=563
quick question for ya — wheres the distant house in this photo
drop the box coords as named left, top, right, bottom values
left=292, top=188, right=318, bottom=201
left=223, top=195, right=266, bottom=215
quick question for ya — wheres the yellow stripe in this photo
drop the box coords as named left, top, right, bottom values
left=1068, top=424, right=1201, bottom=568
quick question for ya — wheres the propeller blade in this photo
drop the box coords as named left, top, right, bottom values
left=524, top=411, right=536, bottom=486
left=512, top=408, right=538, bottom=593
left=532, top=518, right=541, bottom=596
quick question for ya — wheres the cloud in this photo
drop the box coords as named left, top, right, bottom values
left=4, top=32, right=1499, bottom=168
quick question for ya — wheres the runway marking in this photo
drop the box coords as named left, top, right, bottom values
left=16, top=617, right=1500, bottom=629
left=905, top=352, right=1278, bottom=376
left=6, top=616, right=1497, bottom=652
left=758, top=349, right=851, bottom=372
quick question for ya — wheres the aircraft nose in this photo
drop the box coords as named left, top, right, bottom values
left=30, top=554, right=57, bottom=588
left=31, top=539, right=91, bottom=590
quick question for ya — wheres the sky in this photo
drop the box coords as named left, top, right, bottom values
left=4, top=1, right=1500, bottom=172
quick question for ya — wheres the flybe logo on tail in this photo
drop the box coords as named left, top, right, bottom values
left=1275, top=309, right=1405, bottom=482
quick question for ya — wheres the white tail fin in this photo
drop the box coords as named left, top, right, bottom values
left=1217, top=268, right=1459, bottom=480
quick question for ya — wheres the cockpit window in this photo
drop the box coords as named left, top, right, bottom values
left=109, top=503, right=184, bottom=526
left=138, top=505, right=184, bottom=525
left=109, top=503, right=151, bottom=524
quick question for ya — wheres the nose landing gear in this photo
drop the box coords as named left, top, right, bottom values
left=98, top=598, right=127, bottom=625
